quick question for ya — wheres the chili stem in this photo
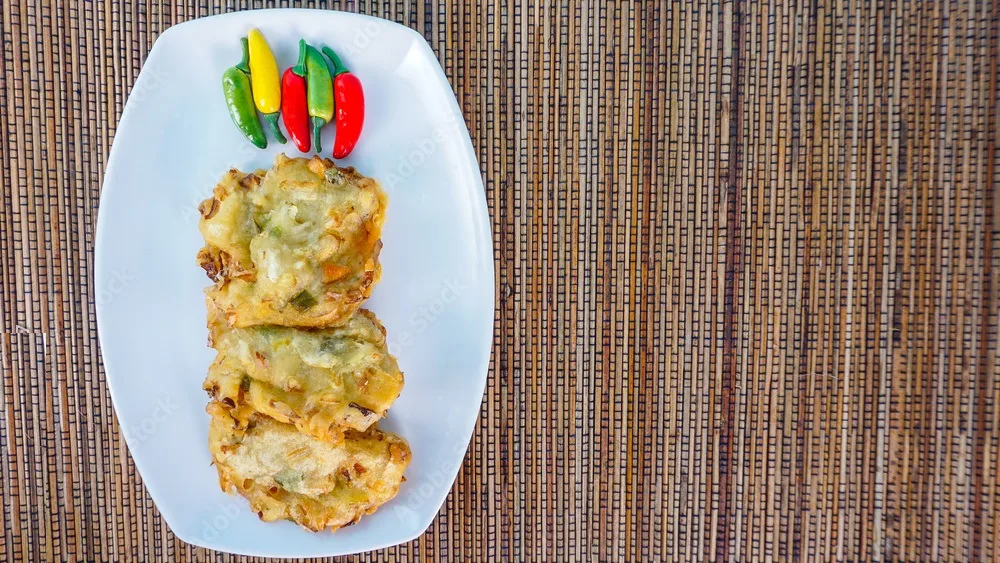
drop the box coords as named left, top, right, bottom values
left=236, top=37, right=250, bottom=74
left=321, top=46, right=349, bottom=76
left=311, top=116, right=325, bottom=153
left=294, top=39, right=308, bottom=76
left=263, top=113, right=287, bottom=143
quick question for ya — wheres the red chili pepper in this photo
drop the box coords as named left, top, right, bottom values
left=322, top=47, right=365, bottom=159
left=280, top=42, right=311, bottom=153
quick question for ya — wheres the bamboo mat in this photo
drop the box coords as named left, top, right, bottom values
left=1, top=1, right=998, bottom=561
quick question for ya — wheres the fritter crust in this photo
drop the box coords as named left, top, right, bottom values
left=207, top=402, right=410, bottom=532
left=204, top=305, right=404, bottom=444
left=197, top=154, right=386, bottom=328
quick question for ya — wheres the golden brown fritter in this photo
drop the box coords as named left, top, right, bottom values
left=204, top=305, right=404, bottom=444
left=197, top=154, right=386, bottom=328
left=207, top=402, right=410, bottom=533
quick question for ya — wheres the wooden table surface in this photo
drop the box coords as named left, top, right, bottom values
left=1, top=1, right=998, bottom=561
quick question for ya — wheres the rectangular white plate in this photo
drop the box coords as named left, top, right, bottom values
left=95, top=9, right=493, bottom=558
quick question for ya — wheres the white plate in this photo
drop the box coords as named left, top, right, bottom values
left=95, top=9, right=493, bottom=558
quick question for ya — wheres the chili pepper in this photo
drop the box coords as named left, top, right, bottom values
left=322, top=47, right=365, bottom=159
left=304, top=42, right=334, bottom=153
left=281, top=41, right=310, bottom=152
left=247, top=28, right=286, bottom=144
left=222, top=37, right=267, bottom=149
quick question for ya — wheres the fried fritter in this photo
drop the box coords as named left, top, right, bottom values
left=207, top=402, right=410, bottom=532
left=204, top=306, right=404, bottom=444
left=197, top=154, right=386, bottom=328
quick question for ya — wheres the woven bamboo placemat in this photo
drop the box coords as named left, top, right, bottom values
left=1, top=1, right=998, bottom=561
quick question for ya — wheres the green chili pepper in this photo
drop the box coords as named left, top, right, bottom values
left=303, top=41, right=334, bottom=153
left=222, top=37, right=267, bottom=149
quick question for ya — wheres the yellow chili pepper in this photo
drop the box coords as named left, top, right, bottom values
left=247, top=28, right=286, bottom=143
